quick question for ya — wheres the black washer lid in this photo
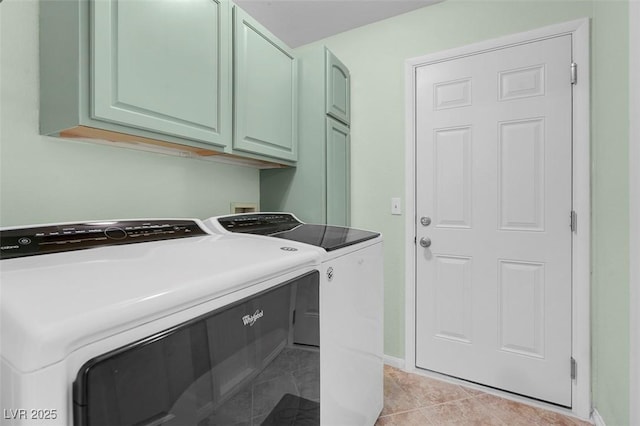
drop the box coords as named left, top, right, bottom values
left=217, top=214, right=379, bottom=251
left=271, top=224, right=379, bottom=252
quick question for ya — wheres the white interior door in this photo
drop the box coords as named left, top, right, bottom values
left=415, top=35, right=573, bottom=407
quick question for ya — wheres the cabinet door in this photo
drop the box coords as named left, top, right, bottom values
left=326, top=118, right=350, bottom=226
left=91, top=0, right=231, bottom=149
left=326, top=49, right=350, bottom=125
left=233, top=6, right=298, bottom=162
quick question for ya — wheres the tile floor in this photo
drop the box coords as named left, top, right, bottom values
left=377, top=366, right=592, bottom=426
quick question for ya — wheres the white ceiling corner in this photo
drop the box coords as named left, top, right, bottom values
left=233, top=0, right=442, bottom=48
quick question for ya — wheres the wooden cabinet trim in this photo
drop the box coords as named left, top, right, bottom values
left=59, top=126, right=289, bottom=169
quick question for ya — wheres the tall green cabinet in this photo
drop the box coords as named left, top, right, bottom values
left=261, top=47, right=351, bottom=226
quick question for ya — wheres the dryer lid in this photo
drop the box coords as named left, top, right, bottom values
left=270, top=223, right=379, bottom=252
left=214, top=213, right=379, bottom=251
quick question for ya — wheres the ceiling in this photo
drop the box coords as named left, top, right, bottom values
left=233, top=0, right=442, bottom=48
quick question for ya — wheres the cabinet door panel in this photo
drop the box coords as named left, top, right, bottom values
left=326, top=50, right=350, bottom=125
left=326, top=118, right=350, bottom=226
left=233, top=7, right=297, bottom=162
left=92, top=0, right=230, bottom=148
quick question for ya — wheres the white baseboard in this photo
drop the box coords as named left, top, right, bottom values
left=383, top=355, right=405, bottom=369
left=592, top=409, right=606, bottom=426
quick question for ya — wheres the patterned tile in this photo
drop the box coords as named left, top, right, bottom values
left=379, top=367, right=592, bottom=426
left=537, top=410, right=593, bottom=426
left=390, top=369, right=471, bottom=407
left=485, top=395, right=591, bottom=425
left=458, top=386, right=485, bottom=397
left=376, top=409, right=432, bottom=426
left=420, top=397, right=505, bottom=425
left=381, top=373, right=420, bottom=416
left=477, top=394, right=562, bottom=426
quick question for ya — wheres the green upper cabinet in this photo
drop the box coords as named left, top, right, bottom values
left=39, top=0, right=297, bottom=168
left=261, top=46, right=351, bottom=226
left=91, top=0, right=231, bottom=148
left=233, top=6, right=298, bottom=162
left=325, top=50, right=350, bottom=125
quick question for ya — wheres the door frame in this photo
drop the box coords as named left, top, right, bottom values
left=630, top=1, right=640, bottom=424
left=404, top=19, right=591, bottom=419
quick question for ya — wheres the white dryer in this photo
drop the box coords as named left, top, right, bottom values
left=1, top=219, right=323, bottom=426
left=204, top=213, right=384, bottom=426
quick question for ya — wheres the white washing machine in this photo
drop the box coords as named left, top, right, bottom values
left=1, top=219, right=324, bottom=426
left=204, top=213, right=384, bottom=426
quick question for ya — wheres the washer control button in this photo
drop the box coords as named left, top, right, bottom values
left=104, top=227, right=127, bottom=240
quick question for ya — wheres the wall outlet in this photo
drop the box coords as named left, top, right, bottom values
left=391, top=197, right=402, bottom=215
left=231, top=202, right=258, bottom=214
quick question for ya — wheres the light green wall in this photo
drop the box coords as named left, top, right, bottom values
left=590, top=2, right=630, bottom=425
left=299, top=1, right=629, bottom=424
left=0, top=0, right=259, bottom=227
left=1, top=0, right=630, bottom=423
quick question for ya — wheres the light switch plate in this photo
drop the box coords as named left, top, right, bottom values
left=391, top=197, right=402, bottom=215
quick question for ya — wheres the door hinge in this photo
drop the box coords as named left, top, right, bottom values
left=570, top=62, right=577, bottom=85
left=414, top=236, right=417, bottom=245
left=570, top=210, right=577, bottom=233
left=292, top=309, right=296, bottom=324
left=571, top=357, right=577, bottom=380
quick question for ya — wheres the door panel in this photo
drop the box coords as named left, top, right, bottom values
left=498, top=118, right=546, bottom=231
left=434, top=126, right=472, bottom=228
left=499, top=65, right=545, bottom=101
left=434, top=255, right=473, bottom=343
left=415, top=35, right=573, bottom=406
left=498, top=260, right=546, bottom=358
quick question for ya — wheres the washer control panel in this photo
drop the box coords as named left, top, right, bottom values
left=0, top=220, right=207, bottom=259
left=217, top=213, right=301, bottom=235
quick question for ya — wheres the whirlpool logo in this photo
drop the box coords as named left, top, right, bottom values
left=242, top=309, right=264, bottom=327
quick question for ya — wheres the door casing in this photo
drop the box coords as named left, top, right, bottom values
left=404, top=18, right=590, bottom=420
left=629, top=3, right=640, bottom=425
